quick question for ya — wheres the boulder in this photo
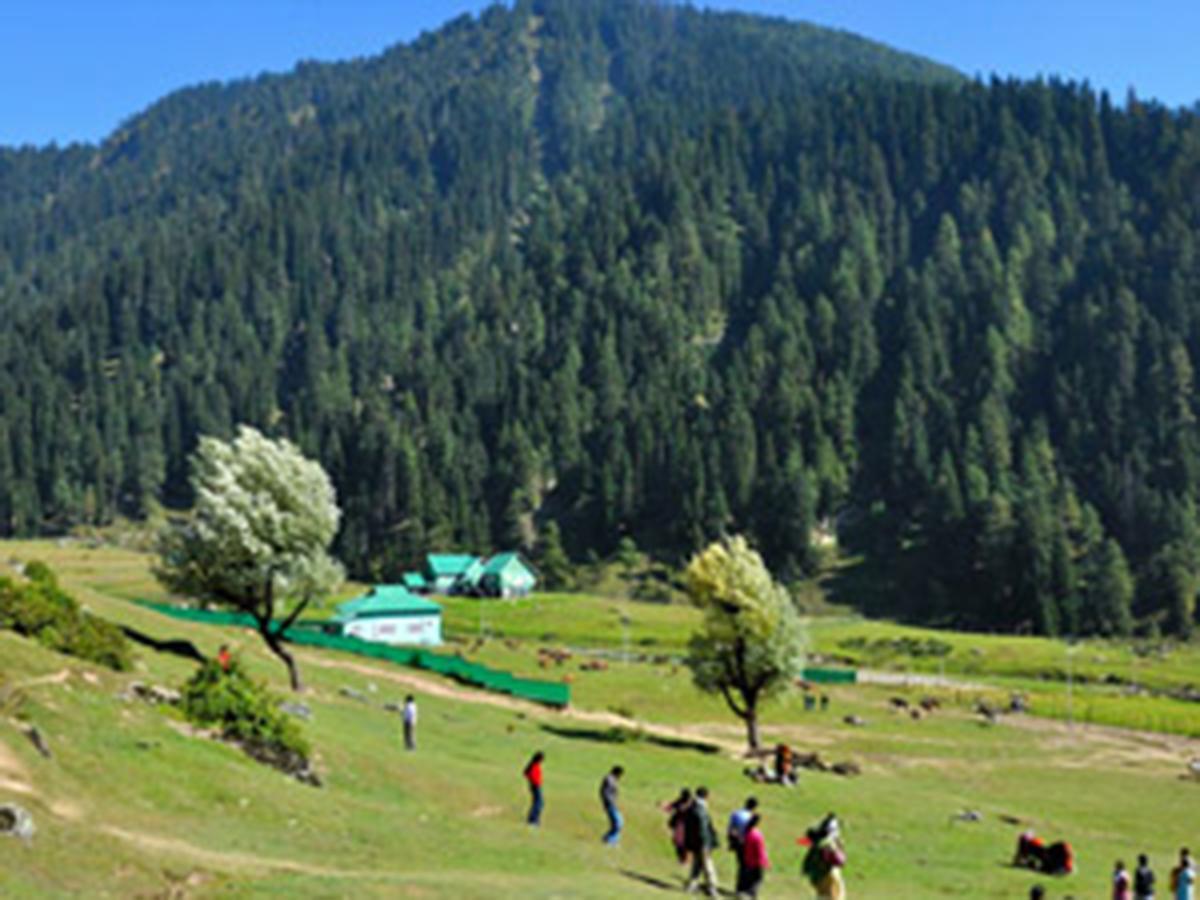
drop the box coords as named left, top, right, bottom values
left=278, top=702, right=313, bottom=722
left=0, top=803, right=35, bottom=841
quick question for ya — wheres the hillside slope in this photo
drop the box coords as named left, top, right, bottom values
left=1, top=544, right=1197, bottom=897
left=1, top=1, right=1200, bottom=637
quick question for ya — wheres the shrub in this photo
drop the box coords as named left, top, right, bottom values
left=0, top=567, right=132, bottom=671
left=180, top=656, right=310, bottom=766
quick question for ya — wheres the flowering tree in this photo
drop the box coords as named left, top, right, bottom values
left=156, top=426, right=343, bottom=691
left=684, top=535, right=805, bottom=750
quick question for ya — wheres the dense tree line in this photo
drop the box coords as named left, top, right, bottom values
left=0, top=0, right=1198, bottom=637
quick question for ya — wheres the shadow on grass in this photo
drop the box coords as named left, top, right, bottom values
left=120, top=625, right=206, bottom=663
left=618, top=870, right=679, bottom=892
left=539, top=723, right=720, bottom=755
left=619, top=870, right=737, bottom=897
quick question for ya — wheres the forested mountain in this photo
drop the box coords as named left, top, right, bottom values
left=2, top=0, right=1199, bottom=637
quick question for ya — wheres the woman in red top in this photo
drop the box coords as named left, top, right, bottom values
left=739, top=813, right=770, bottom=898
left=523, top=751, right=545, bottom=826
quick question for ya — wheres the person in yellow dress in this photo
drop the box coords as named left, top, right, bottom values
left=801, top=813, right=847, bottom=899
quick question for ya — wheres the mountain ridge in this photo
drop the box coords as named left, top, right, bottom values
left=1, top=0, right=1199, bottom=638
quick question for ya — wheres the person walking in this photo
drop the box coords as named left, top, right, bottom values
left=523, top=751, right=545, bottom=826
left=801, top=813, right=847, bottom=900
left=1135, top=853, right=1156, bottom=900
left=663, top=788, right=693, bottom=865
left=727, top=797, right=758, bottom=892
left=1173, top=848, right=1195, bottom=900
left=738, top=813, right=769, bottom=898
left=1114, top=860, right=1134, bottom=900
left=684, top=786, right=719, bottom=897
left=402, top=694, right=417, bottom=751
left=600, top=766, right=624, bottom=846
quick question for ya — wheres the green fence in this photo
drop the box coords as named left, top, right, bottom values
left=801, top=666, right=858, bottom=685
left=135, top=601, right=570, bottom=708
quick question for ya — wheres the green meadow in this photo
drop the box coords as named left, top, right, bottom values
left=0, top=540, right=1197, bottom=897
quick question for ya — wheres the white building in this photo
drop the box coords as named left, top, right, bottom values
left=333, top=585, right=442, bottom=646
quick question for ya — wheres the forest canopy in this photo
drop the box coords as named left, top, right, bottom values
left=0, top=0, right=1198, bottom=637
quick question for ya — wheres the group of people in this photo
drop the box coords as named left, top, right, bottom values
left=1111, top=848, right=1195, bottom=900
left=409, top=708, right=1191, bottom=899
left=524, top=750, right=846, bottom=898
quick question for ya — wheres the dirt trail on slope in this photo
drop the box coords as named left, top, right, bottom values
left=0, top=736, right=34, bottom=797
left=1004, top=711, right=1199, bottom=770
left=297, top=649, right=745, bottom=755
left=101, top=826, right=381, bottom=878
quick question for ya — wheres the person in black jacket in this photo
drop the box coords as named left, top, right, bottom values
left=1135, top=853, right=1156, bottom=899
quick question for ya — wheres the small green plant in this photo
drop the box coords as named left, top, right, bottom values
left=179, top=657, right=311, bottom=768
left=0, top=564, right=132, bottom=671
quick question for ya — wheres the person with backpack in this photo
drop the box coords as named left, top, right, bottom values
left=801, top=813, right=847, bottom=899
left=727, top=797, right=758, bottom=891
left=523, top=751, right=544, bottom=826
left=1135, top=853, right=1156, bottom=900
left=1173, top=848, right=1195, bottom=900
left=663, top=788, right=693, bottom=865
left=1115, top=859, right=1134, bottom=900
left=684, top=786, right=719, bottom=897
left=600, top=765, right=624, bottom=846
left=738, top=812, right=770, bottom=898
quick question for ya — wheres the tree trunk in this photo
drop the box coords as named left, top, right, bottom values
left=744, top=704, right=760, bottom=752
left=258, top=618, right=303, bottom=692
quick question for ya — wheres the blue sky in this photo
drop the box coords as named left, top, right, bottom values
left=2, top=1, right=1197, bottom=147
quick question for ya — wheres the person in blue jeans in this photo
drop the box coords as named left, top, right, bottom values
left=523, top=751, right=545, bottom=826
left=600, top=765, right=624, bottom=845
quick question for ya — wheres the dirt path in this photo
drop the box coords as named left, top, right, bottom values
left=297, top=649, right=746, bottom=755
left=100, top=826, right=381, bottom=878
left=857, top=669, right=993, bottom=692
left=0, top=735, right=34, bottom=797
left=1005, top=709, right=1199, bottom=768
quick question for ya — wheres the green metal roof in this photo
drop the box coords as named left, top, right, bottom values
left=457, top=557, right=487, bottom=587
left=402, top=572, right=428, bottom=589
left=481, top=552, right=528, bottom=576
left=334, top=585, right=442, bottom=623
left=425, top=554, right=480, bottom=576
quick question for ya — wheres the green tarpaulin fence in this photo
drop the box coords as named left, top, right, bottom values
left=135, top=601, right=570, bottom=708
left=801, top=667, right=858, bottom=684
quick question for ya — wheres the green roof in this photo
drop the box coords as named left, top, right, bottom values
left=481, top=552, right=528, bottom=576
left=425, top=554, right=480, bottom=576
left=457, top=557, right=487, bottom=587
left=334, top=585, right=442, bottom=623
left=402, top=572, right=428, bottom=589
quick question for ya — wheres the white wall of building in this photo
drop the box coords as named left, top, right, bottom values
left=345, top=614, right=442, bottom=646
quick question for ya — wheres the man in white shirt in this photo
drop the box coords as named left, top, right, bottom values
left=403, top=694, right=417, bottom=751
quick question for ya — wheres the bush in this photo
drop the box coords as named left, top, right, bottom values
left=0, top=567, right=132, bottom=671
left=180, top=657, right=310, bottom=765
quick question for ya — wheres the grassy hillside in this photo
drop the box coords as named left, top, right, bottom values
left=0, top=540, right=1197, bottom=897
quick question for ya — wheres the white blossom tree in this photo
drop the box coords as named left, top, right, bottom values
left=684, top=535, right=806, bottom=751
left=156, top=426, right=343, bottom=691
